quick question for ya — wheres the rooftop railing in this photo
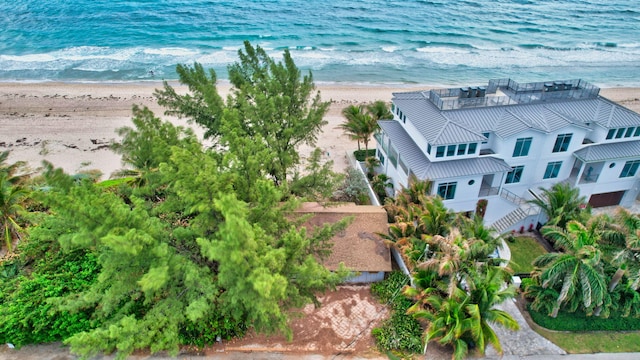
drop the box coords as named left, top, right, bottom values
left=428, top=78, right=600, bottom=111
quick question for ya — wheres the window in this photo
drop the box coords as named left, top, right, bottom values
left=615, top=128, right=625, bottom=138
left=626, top=127, right=635, bottom=138
left=457, top=143, right=467, bottom=155
left=606, top=129, right=616, bottom=140
left=403, top=114, right=406, bottom=124
left=378, top=151, right=385, bottom=165
left=505, top=166, right=524, bottom=184
left=389, top=146, right=398, bottom=167
left=399, top=156, right=408, bottom=174
left=437, top=182, right=457, bottom=200
left=468, top=143, right=478, bottom=154
left=552, top=133, right=572, bottom=152
left=482, top=132, right=490, bottom=144
left=635, top=127, right=640, bottom=137
left=427, top=144, right=432, bottom=154
left=513, top=137, right=532, bottom=157
left=447, top=145, right=456, bottom=157
left=620, top=160, right=640, bottom=178
left=543, top=161, right=562, bottom=179
left=436, top=146, right=445, bottom=158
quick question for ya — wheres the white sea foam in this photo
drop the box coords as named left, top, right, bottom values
left=0, top=54, right=56, bottom=62
left=143, top=48, right=198, bottom=57
left=416, top=46, right=470, bottom=54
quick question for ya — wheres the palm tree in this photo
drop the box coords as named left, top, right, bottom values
left=0, top=150, right=28, bottom=185
left=418, top=229, right=474, bottom=297
left=458, top=215, right=502, bottom=262
left=339, top=105, right=367, bottom=151
left=366, top=100, right=393, bottom=121
left=340, top=101, right=391, bottom=154
left=0, top=174, right=29, bottom=253
left=466, top=265, right=520, bottom=357
left=408, top=287, right=479, bottom=359
left=601, top=208, right=640, bottom=291
left=528, top=182, right=589, bottom=229
left=533, top=220, right=608, bottom=317
left=420, top=196, right=455, bottom=237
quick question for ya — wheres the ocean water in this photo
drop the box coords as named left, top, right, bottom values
left=1, top=0, right=639, bottom=87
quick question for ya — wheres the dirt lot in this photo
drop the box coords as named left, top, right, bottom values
left=220, top=285, right=387, bottom=357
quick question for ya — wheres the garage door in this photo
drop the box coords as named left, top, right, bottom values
left=589, top=191, right=625, bottom=208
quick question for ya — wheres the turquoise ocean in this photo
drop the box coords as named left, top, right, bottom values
left=1, top=0, right=639, bottom=87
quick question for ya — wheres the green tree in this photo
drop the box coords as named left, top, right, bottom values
left=533, top=220, right=608, bottom=317
left=339, top=103, right=382, bottom=153
left=420, top=196, right=455, bottom=237
left=408, top=287, right=478, bottom=360
left=0, top=150, right=28, bottom=185
left=528, top=182, right=589, bottom=229
left=601, top=208, right=640, bottom=291
left=155, top=41, right=329, bottom=187
left=289, top=148, right=342, bottom=201
left=366, top=100, right=393, bottom=121
left=465, top=265, right=519, bottom=356
left=0, top=174, right=29, bottom=253
left=339, top=105, right=367, bottom=151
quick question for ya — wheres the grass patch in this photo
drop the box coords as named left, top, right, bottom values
left=508, top=235, right=547, bottom=275
left=533, top=325, right=640, bottom=353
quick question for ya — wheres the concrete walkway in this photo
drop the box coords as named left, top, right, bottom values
left=485, top=297, right=566, bottom=358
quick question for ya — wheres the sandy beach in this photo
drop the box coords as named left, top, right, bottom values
left=1, top=82, right=639, bottom=180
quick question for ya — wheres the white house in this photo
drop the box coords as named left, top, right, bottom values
left=375, top=79, right=640, bottom=232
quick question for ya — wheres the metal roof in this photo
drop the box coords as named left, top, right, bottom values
left=392, top=90, right=640, bottom=144
left=573, top=140, right=640, bottom=162
left=378, top=121, right=512, bottom=180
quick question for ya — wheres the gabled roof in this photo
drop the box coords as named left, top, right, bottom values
left=393, top=90, right=640, bottom=144
left=378, top=121, right=512, bottom=180
left=296, top=202, right=392, bottom=272
left=573, top=140, right=640, bottom=162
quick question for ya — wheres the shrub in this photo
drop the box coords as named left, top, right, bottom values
left=0, top=252, right=100, bottom=347
left=354, top=149, right=376, bottom=161
left=333, top=168, right=369, bottom=204
left=371, top=272, right=423, bottom=354
left=528, top=304, right=640, bottom=331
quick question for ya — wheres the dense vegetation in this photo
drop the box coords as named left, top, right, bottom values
left=378, top=182, right=519, bottom=360
left=370, top=271, right=423, bottom=354
left=0, top=41, right=355, bottom=358
left=523, top=183, right=640, bottom=328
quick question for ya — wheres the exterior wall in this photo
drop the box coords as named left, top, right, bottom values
left=344, top=271, right=386, bottom=283
left=576, top=158, right=640, bottom=201
left=433, top=174, right=484, bottom=213
left=401, top=117, right=429, bottom=157
left=589, top=125, right=608, bottom=143
left=492, top=126, right=590, bottom=197
left=377, top=144, right=408, bottom=192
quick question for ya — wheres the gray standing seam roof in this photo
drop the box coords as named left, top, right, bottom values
left=378, top=120, right=512, bottom=180
left=573, top=140, right=640, bottom=162
left=392, top=91, right=640, bottom=144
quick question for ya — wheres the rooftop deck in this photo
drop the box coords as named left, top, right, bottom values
left=429, top=78, right=600, bottom=111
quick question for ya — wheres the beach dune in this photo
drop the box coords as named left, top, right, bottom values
left=1, top=82, right=639, bottom=179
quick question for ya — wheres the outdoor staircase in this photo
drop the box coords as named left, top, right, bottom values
left=490, top=207, right=529, bottom=234
left=488, top=187, right=541, bottom=234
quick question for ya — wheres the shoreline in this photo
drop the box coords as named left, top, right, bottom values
left=1, top=82, right=639, bottom=180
